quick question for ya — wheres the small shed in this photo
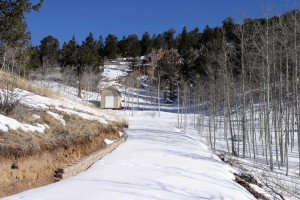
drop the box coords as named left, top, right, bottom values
left=100, top=87, right=122, bottom=109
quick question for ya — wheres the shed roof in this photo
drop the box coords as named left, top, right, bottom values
left=102, top=87, right=122, bottom=97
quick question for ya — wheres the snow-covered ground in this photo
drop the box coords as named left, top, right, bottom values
left=100, top=64, right=131, bottom=88
left=1, top=63, right=271, bottom=199
left=3, top=116, right=255, bottom=200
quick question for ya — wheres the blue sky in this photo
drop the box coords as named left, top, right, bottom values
left=26, top=0, right=298, bottom=46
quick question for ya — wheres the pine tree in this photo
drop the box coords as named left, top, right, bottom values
left=178, top=26, right=190, bottom=55
left=60, top=36, right=78, bottom=69
left=39, top=35, right=60, bottom=69
left=178, top=26, right=195, bottom=80
left=188, top=28, right=201, bottom=49
left=127, top=34, right=141, bottom=71
left=152, top=34, right=165, bottom=49
left=0, top=0, right=44, bottom=46
left=97, top=35, right=105, bottom=57
left=0, top=0, right=43, bottom=74
left=75, top=33, right=104, bottom=97
left=104, top=34, right=119, bottom=59
left=118, top=36, right=128, bottom=57
left=60, top=36, right=83, bottom=97
left=80, top=33, right=103, bottom=72
left=157, top=49, right=182, bottom=100
left=140, top=32, right=153, bottom=55
left=26, top=46, right=41, bottom=72
left=163, top=28, right=176, bottom=49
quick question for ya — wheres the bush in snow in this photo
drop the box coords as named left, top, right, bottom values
left=0, top=79, right=21, bottom=115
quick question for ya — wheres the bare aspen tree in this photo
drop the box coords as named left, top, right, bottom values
left=272, top=24, right=280, bottom=167
left=236, top=23, right=248, bottom=158
left=157, top=74, right=161, bottom=117
left=218, top=29, right=236, bottom=155
left=266, top=14, right=274, bottom=171
left=282, top=14, right=290, bottom=175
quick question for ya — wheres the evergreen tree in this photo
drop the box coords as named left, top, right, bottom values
left=117, top=34, right=141, bottom=64
left=60, top=36, right=78, bottom=69
left=80, top=32, right=103, bottom=73
left=178, top=26, right=191, bottom=55
left=126, top=35, right=141, bottom=58
left=60, top=36, right=82, bottom=96
left=39, top=35, right=60, bottom=68
left=188, top=28, right=201, bottom=49
left=104, top=34, right=119, bottom=59
left=177, top=27, right=196, bottom=81
left=163, top=28, right=176, bottom=49
left=201, top=25, right=216, bottom=44
left=222, top=17, right=239, bottom=44
left=157, top=49, right=182, bottom=100
left=152, top=34, right=165, bottom=49
left=140, top=32, right=153, bottom=55
left=0, top=0, right=43, bottom=75
left=97, top=35, right=105, bottom=57
left=26, top=46, right=41, bottom=72
left=126, top=34, right=141, bottom=71
left=118, top=36, right=128, bottom=57
left=0, top=0, right=44, bottom=46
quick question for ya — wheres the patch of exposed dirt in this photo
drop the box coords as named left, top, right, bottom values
left=216, top=153, right=269, bottom=200
left=234, top=173, right=268, bottom=200
left=0, top=130, right=119, bottom=198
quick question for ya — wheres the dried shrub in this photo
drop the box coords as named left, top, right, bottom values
left=0, top=79, right=21, bottom=115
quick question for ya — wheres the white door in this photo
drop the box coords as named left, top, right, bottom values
left=105, top=96, right=114, bottom=108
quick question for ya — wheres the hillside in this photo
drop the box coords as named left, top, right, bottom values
left=0, top=72, right=127, bottom=197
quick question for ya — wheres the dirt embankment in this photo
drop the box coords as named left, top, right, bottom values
left=0, top=131, right=119, bottom=198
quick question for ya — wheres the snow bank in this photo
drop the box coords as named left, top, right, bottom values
left=32, top=114, right=40, bottom=119
left=118, top=131, right=123, bottom=137
left=46, top=111, right=66, bottom=126
left=0, top=114, right=47, bottom=133
left=104, top=139, right=115, bottom=145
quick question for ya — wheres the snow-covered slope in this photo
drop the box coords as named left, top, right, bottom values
left=3, top=116, right=255, bottom=200
left=0, top=88, right=115, bottom=133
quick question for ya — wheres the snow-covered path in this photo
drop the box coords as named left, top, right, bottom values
left=3, top=116, right=255, bottom=200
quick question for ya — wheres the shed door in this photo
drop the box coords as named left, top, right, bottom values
left=105, top=96, right=114, bottom=108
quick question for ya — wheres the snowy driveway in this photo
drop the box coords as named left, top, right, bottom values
left=3, top=116, right=255, bottom=200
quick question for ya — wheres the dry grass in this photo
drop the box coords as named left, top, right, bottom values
left=109, top=113, right=129, bottom=128
left=0, top=72, right=56, bottom=98
left=116, top=117, right=129, bottom=128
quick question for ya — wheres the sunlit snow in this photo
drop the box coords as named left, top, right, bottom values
left=2, top=63, right=256, bottom=200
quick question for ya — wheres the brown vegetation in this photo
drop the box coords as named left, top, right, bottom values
left=0, top=71, right=56, bottom=98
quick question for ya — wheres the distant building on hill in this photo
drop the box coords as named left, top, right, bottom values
left=100, top=87, right=122, bottom=109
